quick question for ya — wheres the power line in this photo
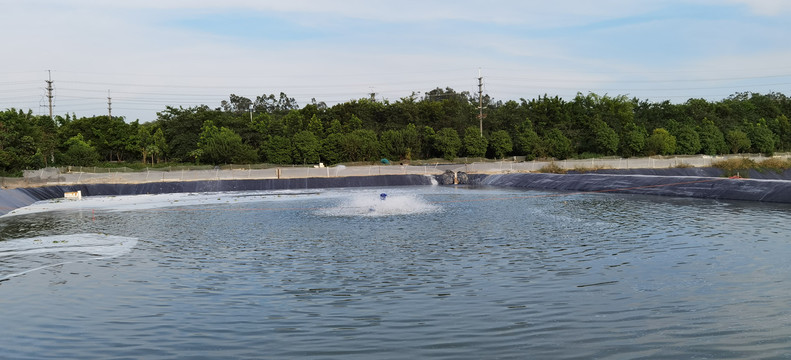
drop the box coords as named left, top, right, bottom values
left=3, top=67, right=790, bottom=121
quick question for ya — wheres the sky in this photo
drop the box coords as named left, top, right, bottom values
left=2, top=0, right=791, bottom=122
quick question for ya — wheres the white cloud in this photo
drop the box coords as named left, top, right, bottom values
left=2, top=0, right=790, bottom=121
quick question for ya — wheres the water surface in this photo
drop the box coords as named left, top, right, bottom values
left=1, top=186, right=790, bottom=359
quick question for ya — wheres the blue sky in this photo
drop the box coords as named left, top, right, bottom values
left=2, top=0, right=791, bottom=122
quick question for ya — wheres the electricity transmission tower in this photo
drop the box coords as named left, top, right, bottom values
left=478, top=69, right=484, bottom=136
left=45, top=70, right=54, bottom=121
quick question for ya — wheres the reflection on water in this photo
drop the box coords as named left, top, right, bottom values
left=1, top=186, right=791, bottom=359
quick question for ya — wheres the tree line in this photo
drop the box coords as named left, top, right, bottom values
left=2, top=88, right=791, bottom=176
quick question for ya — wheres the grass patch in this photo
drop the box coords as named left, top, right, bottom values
left=539, top=162, right=567, bottom=174
left=757, top=157, right=791, bottom=173
left=572, top=164, right=612, bottom=173
left=674, top=162, right=694, bottom=168
left=711, top=158, right=757, bottom=177
left=710, top=157, right=791, bottom=177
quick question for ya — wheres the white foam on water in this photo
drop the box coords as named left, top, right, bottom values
left=1, top=190, right=322, bottom=218
left=317, top=191, right=440, bottom=217
left=2, top=187, right=441, bottom=221
left=0, top=233, right=138, bottom=281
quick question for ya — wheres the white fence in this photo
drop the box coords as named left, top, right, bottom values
left=10, top=164, right=448, bottom=187
left=4, top=153, right=789, bottom=189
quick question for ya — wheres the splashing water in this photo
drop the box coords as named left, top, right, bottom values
left=318, top=192, right=440, bottom=217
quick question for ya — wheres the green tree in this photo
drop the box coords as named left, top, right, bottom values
left=59, top=134, right=100, bottom=166
left=34, top=114, right=58, bottom=167
left=56, top=115, right=133, bottom=162
left=488, top=130, right=513, bottom=159
left=197, top=120, right=258, bottom=164
left=321, top=133, right=347, bottom=164
left=488, top=100, right=529, bottom=135
left=767, top=114, right=791, bottom=152
left=590, top=116, right=619, bottom=155
left=267, top=117, right=286, bottom=137
left=306, top=114, right=325, bottom=138
left=250, top=113, right=272, bottom=138
left=344, top=114, right=363, bottom=133
left=523, top=95, right=569, bottom=137
left=726, top=129, right=751, bottom=154
left=379, top=129, right=405, bottom=161
left=151, top=128, right=168, bottom=164
left=420, top=126, right=436, bottom=159
left=419, top=87, right=477, bottom=132
left=514, top=119, right=541, bottom=159
left=292, top=130, right=321, bottom=164
left=0, top=109, right=47, bottom=174
left=747, top=119, right=776, bottom=155
left=264, top=135, right=294, bottom=164
left=344, top=129, right=380, bottom=162
left=433, top=127, right=462, bottom=161
left=462, top=126, right=488, bottom=158
left=543, top=128, right=572, bottom=159
left=645, top=128, right=677, bottom=155
left=282, top=110, right=305, bottom=137
left=157, top=105, right=218, bottom=162
left=697, top=119, right=727, bottom=155
left=620, top=122, right=647, bottom=157
left=673, top=124, right=702, bottom=155
left=220, top=93, right=253, bottom=113
left=135, top=125, right=153, bottom=164
left=402, top=123, right=420, bottom=161
left=326, top=119, right=343, bottom=135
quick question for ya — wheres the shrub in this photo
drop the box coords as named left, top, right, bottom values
left=539, top=162, right=566, bottom=174
left=757, top=158, right=791, bottom=173
left=711, top=157, right=757, bottom=177
left=573, top=164, right=611, bottom=173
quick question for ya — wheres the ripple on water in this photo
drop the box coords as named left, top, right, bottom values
left=0, top=233, right=138, bottom=281
left=2, top=187, right=791, bottom=359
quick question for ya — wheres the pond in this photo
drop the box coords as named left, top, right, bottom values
left=1, top=186, right=790, bottom=359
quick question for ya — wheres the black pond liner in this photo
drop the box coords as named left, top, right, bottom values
left=0, top=175, right=434, bottom=216
left=3, top=169, right=791, bottom=216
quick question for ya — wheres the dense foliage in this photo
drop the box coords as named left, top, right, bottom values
left=3, top=89, right=791, bottom=176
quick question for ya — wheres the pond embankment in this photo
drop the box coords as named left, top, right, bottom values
left=473, top=169, right=791, bottom=204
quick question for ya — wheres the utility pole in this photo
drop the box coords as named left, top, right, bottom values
left=478, top=69, right=483, bottom=137
left=45, top=70, right=54, bottom=122
left=107, top=90, right=112, bottom=119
